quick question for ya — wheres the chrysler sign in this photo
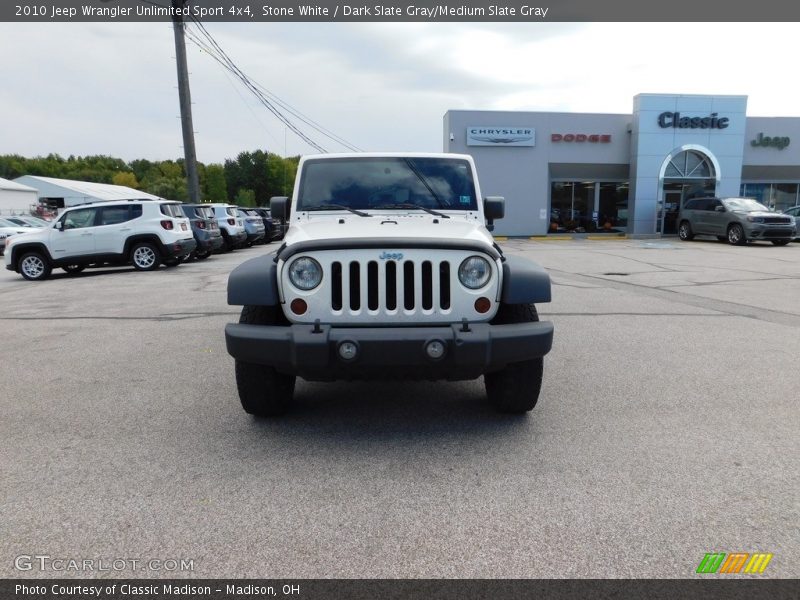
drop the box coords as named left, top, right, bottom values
left=467, top=127, right=535, bottom=147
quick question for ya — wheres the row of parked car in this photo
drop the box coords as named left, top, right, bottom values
left=2, top=200, right=285, bottom=281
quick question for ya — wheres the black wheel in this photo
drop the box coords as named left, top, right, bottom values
left=235, top=305, right=295, bottom=417
left=771, top=240, right=791, bottom=246
left=195, top=250, right=210, bottom=260
left=678, top=221, right=694, bottom=241
left=727, top=224, right=746, bottom=246
left=19, top=251, right=52, bottom=281
left=130, top=242, right=161, bottom=271
left=716, top=236, right=727, bottom=242
left=484, top=303, right=544, bottom=414
left=62, top=264, right=85, bottom=274
left=222, top=235, right=236, bottom=252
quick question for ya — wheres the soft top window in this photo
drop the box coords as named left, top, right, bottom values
left=297, top=157, right=478, bottom=212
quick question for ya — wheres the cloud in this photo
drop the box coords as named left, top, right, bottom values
left=1, top=22, right=799, bottom=164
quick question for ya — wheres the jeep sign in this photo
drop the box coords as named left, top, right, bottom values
left=467, top=127, right=535, bottom=147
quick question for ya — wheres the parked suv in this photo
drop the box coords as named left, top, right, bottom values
left=209, top=204, right=247, bottom=251
left=236, top=208, right=266, bottom=246
left=678, top=197, right=796, bottom=246
left=181, top=203, right=224, bottom=259
left=4, top=199, right=196, bottom=280
left=783, top=206, right=800, bottom=239
left=225, top=153, right=554, bottom=417
left=251, top=207, right=284, bottom=241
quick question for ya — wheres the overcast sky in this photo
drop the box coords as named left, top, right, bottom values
left=1, top=22, right=798, bottom=164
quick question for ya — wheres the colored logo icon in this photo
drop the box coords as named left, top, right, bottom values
left=696, top=552, right=773, bottom=574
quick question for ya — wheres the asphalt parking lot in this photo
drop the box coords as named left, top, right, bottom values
left=2, top=238, right=798, bottom=578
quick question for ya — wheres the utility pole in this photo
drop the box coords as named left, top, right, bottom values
left=172, top=0, right=201, bottom=202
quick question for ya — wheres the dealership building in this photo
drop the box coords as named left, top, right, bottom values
left=444, top=93, right=800, bottom=237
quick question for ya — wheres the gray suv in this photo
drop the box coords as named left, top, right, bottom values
left=678, top=197, right=796, bottom=246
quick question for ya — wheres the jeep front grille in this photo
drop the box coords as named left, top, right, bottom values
left=330, top=259, right=452, bottom=312
left=280, top=249, right=500, bottom=325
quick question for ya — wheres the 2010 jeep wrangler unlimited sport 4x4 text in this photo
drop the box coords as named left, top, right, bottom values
left=224, top=153, right=553, bottom=415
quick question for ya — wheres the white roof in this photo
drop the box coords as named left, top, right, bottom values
left=0, top=177, right=38, bottom=193
left=13, top=175, right=161, bottom=201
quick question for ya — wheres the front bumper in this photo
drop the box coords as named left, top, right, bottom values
left=225, top=320, right=554, bottom=381
left=745, top=225, right=796, bottom=240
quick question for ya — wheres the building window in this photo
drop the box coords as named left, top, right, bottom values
left=599, top=182, right=629, bottom=228
left=740, top=183, right=800, bottom=212
left=550, top=181, right=629, bottom=233
left=664, top=150, right=714, bottom=179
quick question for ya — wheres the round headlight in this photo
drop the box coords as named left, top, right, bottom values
left=288, top=257, right=322, bottom=290
left=458, top=255, right=491, bottom=289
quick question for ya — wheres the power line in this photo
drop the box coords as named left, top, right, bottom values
left=184, top=18, right=363, bottom=153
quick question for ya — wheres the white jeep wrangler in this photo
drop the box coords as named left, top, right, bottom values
left=225, top=153, right=553, bottom=415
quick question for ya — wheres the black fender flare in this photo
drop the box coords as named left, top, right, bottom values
left=123, top=234, right=167, bottom=258
left=227, top=253, right=280, bottom=306
left=10, top=242, right=54, bottom=270
left=501, top=254, right=551, bottom=304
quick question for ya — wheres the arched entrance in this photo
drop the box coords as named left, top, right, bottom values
left=657, top=146, right=719, bottom=234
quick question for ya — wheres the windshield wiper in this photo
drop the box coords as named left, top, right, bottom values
left=374, top=203, right=450, bottom=219
left=403, top=158, right=448, bottom=209
left=304, top=204, right=371, bottom=217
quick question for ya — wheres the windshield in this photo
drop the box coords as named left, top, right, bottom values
left=226, top=208, right=238, bottom=217
left=296, top=157, right=478, bottom=212
left=195, top=206, right=214, bottom=219
left=723, top=198, right=770, bottom=212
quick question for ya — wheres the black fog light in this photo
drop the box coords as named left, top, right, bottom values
left=338, top=341, right=358, bottom=361
left=425, top=340, right=446, bottom=360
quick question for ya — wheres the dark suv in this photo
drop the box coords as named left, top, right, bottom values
left=678, top=197, right=796, bottom=246
left=181, top=204, right=224, bottom=259
left=251, top=207, right=284, bottom=241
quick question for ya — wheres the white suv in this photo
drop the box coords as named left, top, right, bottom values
left=4, top=199, right=196, bottom=281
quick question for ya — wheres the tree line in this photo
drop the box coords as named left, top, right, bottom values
left=0, top=151, right=300, bottom=207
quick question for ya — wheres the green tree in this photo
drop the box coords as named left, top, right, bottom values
left=204, top=164, right=227, bottom=202
left=234, top=188, right=256, bottom=207
left=112, top=172, right=139, bottom=189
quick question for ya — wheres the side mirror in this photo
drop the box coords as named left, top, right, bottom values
left=714, top=205, right=725, bottom=212
left=55, top=221, right=64, bottom=231
left=483, top=196, right=505, bottom=232
left=270, top=196, right=289, bottom=220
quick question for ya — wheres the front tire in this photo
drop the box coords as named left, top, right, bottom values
left=484, top=303, right=544, bottom=414
left=678, top=221, right=694, bottom=241
left=235, top=305, right=295, bottom=417
left=728, top=224, right=746, bottom=246
left=130, top=242, right=160, bottom=271
left=19, top=252, right=52, bottom=281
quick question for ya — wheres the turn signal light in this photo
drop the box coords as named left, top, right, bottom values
left=474, top=297, right=491, bottom=313
left=290, top=298, right=308, bottom=315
